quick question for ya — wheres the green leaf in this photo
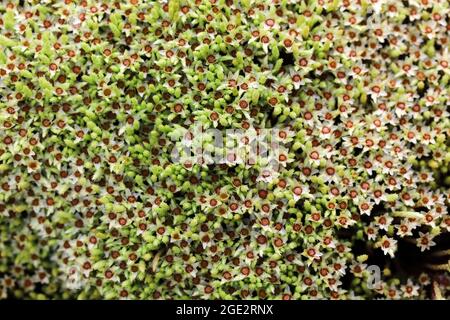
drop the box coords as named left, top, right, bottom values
left=168, top=0, right=180, bottom=21
left=109, top=23, right=121, bottom=38
left=4, top=10, right=15, bottom=30
left=38, top=77, right=53, bottom=91
left=15, top=82, right=33, bottom=98
left=0, top=35, right=16, bottom=47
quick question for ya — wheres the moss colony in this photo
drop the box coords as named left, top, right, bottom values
left=0, top=0, right=450, bottom=300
